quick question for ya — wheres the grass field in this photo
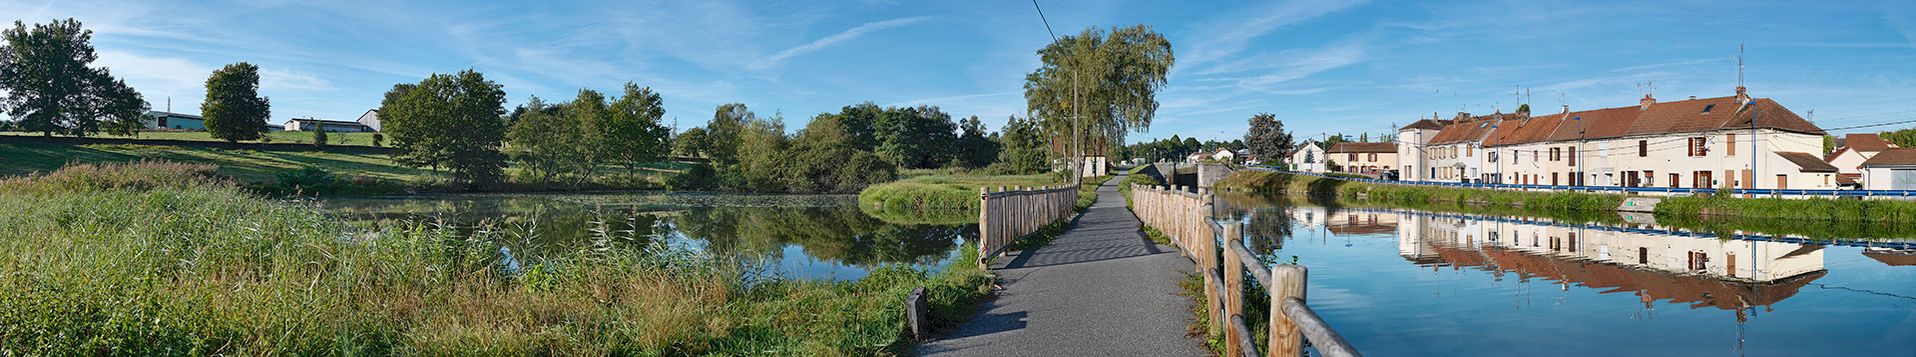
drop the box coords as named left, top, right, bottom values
left=0, top=162, right=995, bottom=355
left=1, top=131, right=384, bottom=146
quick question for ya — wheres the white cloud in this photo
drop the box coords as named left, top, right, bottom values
left=1233, top=42, right=1367, bottom=88
left=755, top=16, right=930, bottom=69
left=260, top=68, right=334, bottom=91
left=1182, top=0, right=1368, bottom=69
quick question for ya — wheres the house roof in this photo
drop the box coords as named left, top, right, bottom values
left=1842, top=133, right=1895, bottom=152
left=1428, top=114, right=1503, bottom=145
left=1775, top=152, right=1839, bottom=173
left=1482, top=113, right=1563, bottom=147
left=1400, top=119, right=1451, bottom=131
left=1327, top=142, right=1396, bottom=153
left=1837, top=173, right=1861, bottom=185
left=1861, top=148, right=1916, bottom=167
left=144, top=110, right=203, bottom=120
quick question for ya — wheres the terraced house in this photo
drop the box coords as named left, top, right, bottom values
left=1328, top=142, right=1397, bottom=175
left=1398, top=86, right=1835, bottom=190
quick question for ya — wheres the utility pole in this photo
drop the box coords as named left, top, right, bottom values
left=1032, top=0, right=1081, bottom=185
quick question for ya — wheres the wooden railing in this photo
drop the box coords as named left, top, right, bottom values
left=977, top=185, right=1080, bottom=269
left=1129, top=184, right=1361, bottom=357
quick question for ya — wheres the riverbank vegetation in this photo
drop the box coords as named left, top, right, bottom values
left=0, top=162, right=994, bottom=354
left=1214, top=170, right=1624, bottom=213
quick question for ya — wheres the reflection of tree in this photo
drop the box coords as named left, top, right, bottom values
left=671, top=205, right=961, bottom=267
left=1244, top=206, right=1294, bottom=255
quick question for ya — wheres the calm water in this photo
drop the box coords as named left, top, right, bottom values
left=1219, top=195, right=1916, bottom=356
left=321, top=193, right=973, bottom=281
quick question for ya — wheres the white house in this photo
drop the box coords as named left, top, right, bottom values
left=1327, top=142, right=1398, bottom=175
left=1396, top=117, right=1449, bottom=181
left=1208, top=147, right=1237, bottom=162
left=1291, top=141, right=1326, bottom=172
left=284, top=118, right=376, bottom=132
left=1825, top=133, right=1897, bottom=187
left=1860, top=148, right=1916, bottom=190
left=1403, top=87, right=1833, bottom=190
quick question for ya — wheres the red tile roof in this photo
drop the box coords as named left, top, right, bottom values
left=1843, top=133, right=1895, bottom=152
left=1400, top=119, right=1452, bottom=131
left=1453, top=95, right=1825, bottom=147
left=1327, top=142, right=1397, bottom=153
left=1775, top=152, right=1838, bottom=173
left=1861, top=148, right=1916, bottom=167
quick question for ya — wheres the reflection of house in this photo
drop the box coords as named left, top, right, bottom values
left=142, top=111, right=204, bottom=130
left=1327, top=211, right=1397, bottom=235
left=1390, top=209, right=1827, bottom=312
left=1863, top=248, right=1916, bottom=266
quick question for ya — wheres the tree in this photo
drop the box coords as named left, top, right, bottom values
left=993, top=115, right=1050, bottom=174
left=202, top=62, right=271, bottom=142
left=674, top=127, right=710, bottom=158
left=313, top=125, right=328, bottom=147
left=1883, top=128, right=1916, bottom=149
left=506, top=96, right=583, bottom=181
left=875, top=105, right=958, bottom=169
left=1244, top=113, right=1292, bottom=166
left=379, top=69, right=508, bottom=184
left=1024, top=24, right=1174, bottom=174
left=703, top=103, right=753, bottom=165
left=600, top=83, right=672, bottom=174
left=0, top=19, right=147, bottom=137
left=372, top=132, right=384, bottom=147
left=953, top=115, right=999, bottom=168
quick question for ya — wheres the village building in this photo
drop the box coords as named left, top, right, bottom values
left=1824, top=133, right=1897, bottom=187
left=1207, top=147, right=1237, bottom=162
left=1859, top=148, right=1916, bottom=190
left=1291, top=141, right=1326, bottom=173
left=1400, top=87, right=1834, bottom=190
left=1395, top=117, right=1450, bottom=181
left=141, top=111, right=205, bottom=130
left=1327, top=142, right=1397, bottom=175
left=354, top=109, right=382, bottom=131
left=283, top=117, right=377, bottom=132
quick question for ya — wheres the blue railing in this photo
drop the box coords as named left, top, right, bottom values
left=1249, top=167, right=1916, bottom=198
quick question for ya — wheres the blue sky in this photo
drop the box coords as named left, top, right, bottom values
left=6, top=0, right=1916, bottom=143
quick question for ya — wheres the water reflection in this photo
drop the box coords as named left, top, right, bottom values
left=1220, top=198, right=1916, bottom=355
left=323, top=194, right=971, bottom=280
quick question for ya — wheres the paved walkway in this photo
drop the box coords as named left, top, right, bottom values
left=916, top=174, right=1205, bottom=356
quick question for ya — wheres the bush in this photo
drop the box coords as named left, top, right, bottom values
left=666, top=163, right=717, bottom=191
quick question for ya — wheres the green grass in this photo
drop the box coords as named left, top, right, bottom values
left=0, top=143, right=673, bottom=195
left=0, top=162, right=994, bottom=355
left=857, top=172, right=1068, bottom=222
left=2, top=130, right=385, bottom=147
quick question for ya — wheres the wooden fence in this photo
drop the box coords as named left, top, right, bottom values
left=1128, top=184, right=1361, bottom=357
left=977, top=185, right=1080, bottom=269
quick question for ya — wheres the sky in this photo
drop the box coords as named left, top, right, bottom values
left=6, top=0, right=1916, bottom=144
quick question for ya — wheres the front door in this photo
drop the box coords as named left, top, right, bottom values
left=1695, top=171, right=1712, bottom=189
left=1625, top=171, right=1640, bottom=187
left=1777, top=175, right=1788, bottom=189
left=1669, top=173, right=1679, bottom=188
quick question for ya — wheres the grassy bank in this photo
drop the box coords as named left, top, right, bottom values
left=3, top=131, right=384, bottom=147
left=1215, top=170, right=1624, bottom=213
left=0, top=162, right=991, bottom=355
left=1, top=143, right=673, bottom=195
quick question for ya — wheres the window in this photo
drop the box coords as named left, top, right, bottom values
left=1466, top=146, right=1473, bottom=157
left=1638, top=140, right=1648, bottom=157
left=1702, top=104, right=1716, bottom=114
left=1368, top=153, right=1378, bottom=161
left=1550, top=147, right=1561, bottom=161
left=1726, top=134, right=1736, bottom=156
left=1348, top=153, right=1357, bottom=162
left=1568, top=147, right=1577, bottom=166
left=1687, top=137, right=1708, bottom=157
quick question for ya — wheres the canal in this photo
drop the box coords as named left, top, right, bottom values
left=321, top=193, right=973, bottom=281
left=1217, top=193, right=1916, bottom=355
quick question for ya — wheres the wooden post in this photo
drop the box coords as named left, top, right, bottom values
left=1271, top=265, right=1308, bottom=357
left=1223, top=222, right=1244, bottom=357
left=978, top=187, right=991, bottom=270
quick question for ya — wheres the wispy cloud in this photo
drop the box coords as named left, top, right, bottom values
left=260, top=68, right=334, bottom=91
left=755, top=16, right=930, bottom=69
left=1182, top=0, right=1368, bottom=69
left=1228, top=41, right=1367, bottom=89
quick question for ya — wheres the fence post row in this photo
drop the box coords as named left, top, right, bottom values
left=1128, top=184, right=1361, bottom=357
left=976, top=185, right=1084, bottom=269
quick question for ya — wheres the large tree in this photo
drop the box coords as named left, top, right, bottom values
left=600, top=83, right=672, bottom=173
left=201, top=62, right=271, bottom=142
left=954, top=115, right=998, bottom=168
left=379, top=70, right=509, bottom=184
left=505, top=96, right=582, bottom=181
left=993, top=115, right=1050, bottom=174
left=0, top=19, right=147, bottom=137
left=874, top=105, right=958, bottom=169
left=1243, top=113, right=1292, bottom=166
left=1024, top=24, right=1174, bottom=176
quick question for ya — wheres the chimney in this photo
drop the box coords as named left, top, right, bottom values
left=1639, top=93, right=1656, bottom=110
left=1735, top=85, right=1750, bottom=105
left=1688, top=95, right=1697, bottom=100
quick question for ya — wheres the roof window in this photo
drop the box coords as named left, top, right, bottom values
left=1701, top=104, right=1715, bottom=114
